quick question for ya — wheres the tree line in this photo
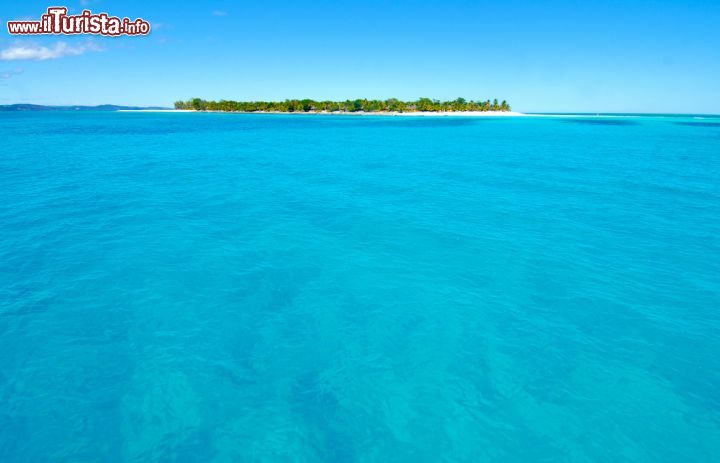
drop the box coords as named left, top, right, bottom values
left=174, top=98, right=511, bottom=113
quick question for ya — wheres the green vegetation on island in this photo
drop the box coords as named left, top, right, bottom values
left=174, top=98, right=511, bottom=113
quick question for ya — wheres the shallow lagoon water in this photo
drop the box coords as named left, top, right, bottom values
left=1, top=112, right=719, bottom=461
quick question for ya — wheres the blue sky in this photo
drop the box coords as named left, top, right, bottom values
left=1, top=0, right=719, bottom=112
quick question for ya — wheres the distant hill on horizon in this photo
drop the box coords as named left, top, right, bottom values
left=0, top=104, right=171, bottom=111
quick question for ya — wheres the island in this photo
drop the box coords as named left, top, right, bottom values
left=0, top=104, right=170, bottom=112
left=174, top=98, right=512, bottom=114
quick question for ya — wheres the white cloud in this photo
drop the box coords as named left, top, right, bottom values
left=0, top=42, right=101, bottom=61
left=212, top=10, right=228, bottom=16
left=0, top=69, right=24, bottom=79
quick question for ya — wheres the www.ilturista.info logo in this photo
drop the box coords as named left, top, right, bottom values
left=7, top=7, right=150, bottom=36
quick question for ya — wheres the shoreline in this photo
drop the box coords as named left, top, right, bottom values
left=116, top=111, right=718, bottom=119
left=118, top=109, right=524, bottom=117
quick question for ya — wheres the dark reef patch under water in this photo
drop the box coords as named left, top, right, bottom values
left=675, top=121, right=720, bottom=128
left=562, top=118, right=639, bottom=126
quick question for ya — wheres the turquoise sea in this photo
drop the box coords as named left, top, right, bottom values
left=1, top=112, right=719, bottom=462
